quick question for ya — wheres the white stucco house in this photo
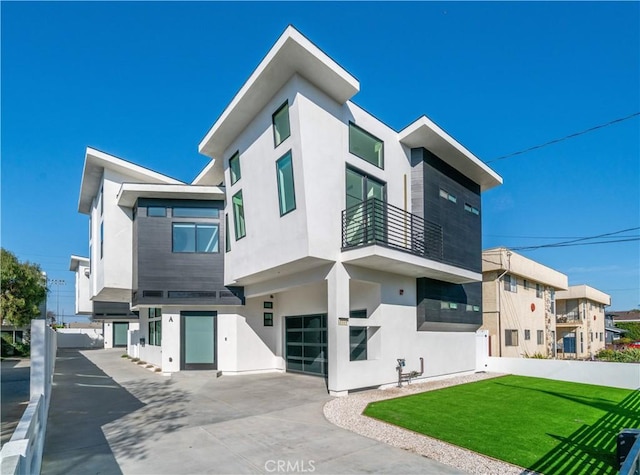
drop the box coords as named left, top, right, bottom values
left=71, top=26, right=503, bottom=395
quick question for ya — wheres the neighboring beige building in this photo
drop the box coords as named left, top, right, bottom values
left=481, top=248, right=568, bottom=358
left=556, top=285, right=611, bottom=359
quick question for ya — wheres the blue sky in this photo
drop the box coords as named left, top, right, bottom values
left=2, top=2, right=638, bottom=320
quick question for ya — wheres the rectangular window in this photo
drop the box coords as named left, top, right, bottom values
left=536, top=284, right=543, bottom=299
left=100, top=186, right=104, bottom=216
left=523, top=280, right=529, bottom=290
left=524, top=329, right=531, bottom=341
left=349, top=326, right=368, bottom=361
left=232, top=191, right=246, bottom=240
left=276, top=151, right=296, bottom=216
left=590, top=332, right=593, bottom=342
left=349, top=309, right=367, bottom=319
left=147, top=206, right=166, bottom=217
left=100, top=222, right=104, bottom=259
left=464, top=203, right=479, bottom=215
left=504, top=275, right=517, bottom=293
left=229, top=151, right=241, bottom=184
left=599, top=332, right=603, bottom=342
left=148, top=308, right=161, bottom=346
left=263, top=312, right=273, bottom=327
left=173, top=207, right=218, bottom=218
left=550, top=290, right=556, bottom=314
left=537, top=330, right=544, bottom=345
left=172, top=223, right=219, bottom=253
left=272, top=101, right=291, bottom=147
left=225, top=214, right=231, bottom=252
left=349, top=123, right=383, bottom=168
left=440, top=188, right=457, bottom=203
left=505, top=329, right=518, bottom=347
left=264, top=301, right=273, bottom=309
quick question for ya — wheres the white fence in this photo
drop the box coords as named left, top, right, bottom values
left=57, top=328, right=103, bottom=348
left=0, top=320, right=57, bottom=475
left=476, top=330, right=640, bottom=390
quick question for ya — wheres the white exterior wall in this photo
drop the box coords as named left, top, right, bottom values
left=74, top=263, right=92, bottom=314
left=90, top=170, right=134, bottom=302
left=103, top=321, right=139, bottom=349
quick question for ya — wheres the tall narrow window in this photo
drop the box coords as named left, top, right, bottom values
left=537, top=330, right=544, bottom=345
left=505, top=329, right=518, bottom=346
left=276, top=151, right=296, bottom=216
left=225, top=213, right=231, bottom=252
left=229, top=152, right=241, bottom=185
left=504, top=274, right=517, bottom=293
left=349, top=123, right=383, bottom=168
left=100, top=222, right=104, bottom=259
left=100, top=186, right=104, bottom=216
left=232, top=191, right=246, bottom=240
left=272, top=102, right=291, bottom=147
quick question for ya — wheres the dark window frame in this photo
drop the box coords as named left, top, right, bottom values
left=349, top=326, right=368, bottom=361
left=229, top=151, right=241, bottom=185
left=276, top=150, right=297, bottom=216
left=263, top=312, right=274, bottom=327
left=272, top=101, right=291, bottom=147
left=348, top=122, right=384, bottom=169
left=232, top=190, right=246, bottom=240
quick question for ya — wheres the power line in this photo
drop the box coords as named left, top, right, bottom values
left=511, top=227, right=640, bottom=251
left=486, top=112, right=640, bottom=163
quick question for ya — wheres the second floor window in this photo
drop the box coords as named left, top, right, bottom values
left=232, top=191, right=246, bottom=240
left=276, top=151, right=296, bottom=216
left=504, top=274, right=517, bottom=293
left=172, top=223, right=219, bottom=253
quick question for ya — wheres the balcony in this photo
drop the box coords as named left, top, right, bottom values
left=340, top=198, right=480, bottom=284
left=557, top=312, right=582, bottom=327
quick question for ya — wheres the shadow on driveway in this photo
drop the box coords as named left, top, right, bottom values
left=41, top=349, right=190, bottom=475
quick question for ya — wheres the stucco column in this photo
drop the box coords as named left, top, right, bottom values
left=326, top=262, right=350, bottom=396
left=161, top=311, right=181, bottom=372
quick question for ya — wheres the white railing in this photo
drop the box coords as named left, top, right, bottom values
left=0, top=320, right=57, bottom=475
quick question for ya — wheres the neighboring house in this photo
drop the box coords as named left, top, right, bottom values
left=481, top=248, right=568, bottom=358
left=71, top=26, right=502, bottom=395
left=607, top=309, right=640, bottom=324
left=556, top=285, right=610, bottom=358
left=604, top=313, right=625, bottom=345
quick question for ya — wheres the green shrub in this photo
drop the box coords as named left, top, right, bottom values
left=596, top=348, right=640, bottom=363
left=524, top=352, right=548, bottom=359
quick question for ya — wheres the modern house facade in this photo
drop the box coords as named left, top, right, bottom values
left=72, top=26, right=502, bottom=395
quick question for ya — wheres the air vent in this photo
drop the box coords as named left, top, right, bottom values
left=168, top=291, right=217, bottom=299
left=143, top=290, right=164, bottom=298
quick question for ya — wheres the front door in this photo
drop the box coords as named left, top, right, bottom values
left=112, top=322, right=129, bottom=347
left=181, top=311, right=217, bottom=370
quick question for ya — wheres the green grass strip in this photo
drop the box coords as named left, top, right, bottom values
left=363, top=375, right=640, bottom=474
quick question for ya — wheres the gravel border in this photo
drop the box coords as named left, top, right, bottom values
left=323, top=372, right=529, bottom=474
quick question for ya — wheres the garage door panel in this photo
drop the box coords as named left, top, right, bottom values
left=285, top=314, right=327, bottom=377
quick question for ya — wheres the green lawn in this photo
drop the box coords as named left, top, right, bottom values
left=363, top=375, right=640, bottom=474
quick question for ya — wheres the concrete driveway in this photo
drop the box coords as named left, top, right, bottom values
left=1, top=358, right=30, bottom=447
left=42, top=349, right=462, bottom=474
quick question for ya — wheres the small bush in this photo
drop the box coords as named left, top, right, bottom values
left=596, top=348, right=640, bottom=363
left=524, top=352, right=548, bottom=359
left=121, top=354, right=129, bottom=358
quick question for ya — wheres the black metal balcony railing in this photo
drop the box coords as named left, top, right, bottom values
left=341, top=198, right=443, bottom=261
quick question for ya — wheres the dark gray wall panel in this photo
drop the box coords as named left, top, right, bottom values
left=411, top=147, right=482, bottom=273
left=132, top=198, right=243, bottom=306
left=416, top=278, right=482, bottom=332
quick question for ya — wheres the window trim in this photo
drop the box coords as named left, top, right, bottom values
left=272, top=101, right=291, bottom=147
left=276, top=150, right=297, bottom=216
left=348, top=122, right=384, bottom=169
left=229, top=151, right=241, bottom=185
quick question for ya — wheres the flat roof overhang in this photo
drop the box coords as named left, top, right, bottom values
left=78, top=147, right=183, bottom=214
left=117, top=183, right=225, bottom=208
left=399, top=116, right=503, bottom=192
left=198, top=25, right=360, bottom=161
left=341, top=246, right=481, bottom=284
left=69, top=255, right=90, bottom=272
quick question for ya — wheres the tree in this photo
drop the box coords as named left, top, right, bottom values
left=1, top=249, right=47, bottom=327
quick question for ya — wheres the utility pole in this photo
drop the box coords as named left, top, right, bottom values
left=49, top=279, right=66, bottom=326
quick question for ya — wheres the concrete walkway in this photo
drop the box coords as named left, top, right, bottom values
left=42, top=348, right=463, bottom=474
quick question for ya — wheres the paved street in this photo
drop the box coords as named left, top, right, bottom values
left=1, top=358, right=31, bottom=447
left=42, top=348, right=463, bottom=474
